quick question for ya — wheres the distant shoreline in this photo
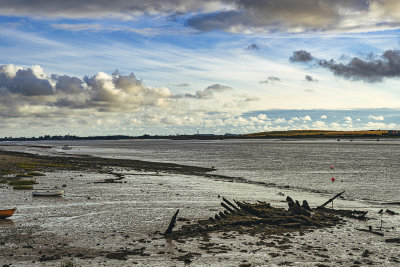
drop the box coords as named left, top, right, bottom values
left=1, top=130, right=399, bottom=142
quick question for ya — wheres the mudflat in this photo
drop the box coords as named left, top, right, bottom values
left=1, top=149, right=400, bottom=266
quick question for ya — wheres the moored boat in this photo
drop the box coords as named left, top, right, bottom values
left=32, top=189, right=64, bottom=197
left=0, top=208, right=16, bottom=219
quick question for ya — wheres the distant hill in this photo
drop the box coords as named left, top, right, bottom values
left=242, top=130, right=394, bottom=138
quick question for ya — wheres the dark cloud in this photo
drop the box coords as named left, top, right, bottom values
left=290, top=50, right=314, bottom=63
left=187, top=0, right=371, bottom=33
left=2, top=1, right=400, bottom=34
left=246, top=43, right=260, bottom=51
left=0, top=67, right=53, bottom=96
left=259, top=76, right=280, bottom=84
left=291, top=49, right=400, bottom=83
left=52, top=74, right=84, bottom=94
left=305, top=75, right=317, bottom=82
left=0, top=1, right=225, bottom=19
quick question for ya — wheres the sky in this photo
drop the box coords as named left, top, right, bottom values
left=1, top=0, right=400, bottom=137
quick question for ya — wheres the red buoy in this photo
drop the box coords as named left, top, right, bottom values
left=331, top=177, right=335, bottom=182
left=330, top=166, right=334, bottom=169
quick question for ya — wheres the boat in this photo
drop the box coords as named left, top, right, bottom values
left=0, top=208, right=16, bottom=219
left=62, top=133, right=72, bottom=150
left=32, top=189, right=64, bottom=197
left=62, top=145, right=72, bottom=150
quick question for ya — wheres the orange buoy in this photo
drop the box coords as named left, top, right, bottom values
left=331, top=177, right=335, bottom=182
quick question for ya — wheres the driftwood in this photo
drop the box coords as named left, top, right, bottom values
left=385, top=238, right=400, bottom=243
left=316, top=206, right=368, bottom=220
left=356, top=228, right=384, bottom=236
left=386, top=209, right=399, bottom=215
left=165, top=209, right=180, bottom=235
left=319, top=191, right=345, bottom=208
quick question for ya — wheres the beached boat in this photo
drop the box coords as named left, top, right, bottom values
left=32, top=189, right=64, bottom=197
left=0, top=208, right=16, bottom=219
left=62, top=145, right=72, bottom=150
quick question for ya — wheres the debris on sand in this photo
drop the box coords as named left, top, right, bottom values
left=164, top=192, right=370, bottom=239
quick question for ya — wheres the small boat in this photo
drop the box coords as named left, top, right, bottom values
left=0, top=208, right=16, bottom=219
left=62, top=145, right=72, bottom=150
left=32, top=189, right=64, bottom=197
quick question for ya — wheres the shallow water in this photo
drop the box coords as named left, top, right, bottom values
left=3, top=138, right=400, bottom=203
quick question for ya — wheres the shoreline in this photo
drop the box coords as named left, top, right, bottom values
left=1, top=148, right=400, bottom=266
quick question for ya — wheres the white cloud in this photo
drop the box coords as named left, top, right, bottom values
left=330, top=122, right=341, bottom=129
left=301, top=115, right=312, bottom=121
left=369, top=115, right=384, bottom=121
left=344, top=116, right=352, bottom=123
left=274, top=118, right=287, bottom=124
left=320, top=115, right=327, bottom=119
left=312, top=120, right=327, bottom=129
left=257, top=114, right=268, bottom=120
left=365, top=122, right=396, bottom=129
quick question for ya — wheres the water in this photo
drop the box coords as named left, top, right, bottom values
left=3, top=138, right=400, bottom=204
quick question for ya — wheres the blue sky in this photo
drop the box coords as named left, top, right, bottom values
left=1, top=1, right=400, bottom=137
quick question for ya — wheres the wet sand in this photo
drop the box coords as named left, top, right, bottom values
left=1, top=149, right=400, bottom=266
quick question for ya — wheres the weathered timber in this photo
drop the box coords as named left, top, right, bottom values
left=221, top=202, right=236, bottom=214
left=286, top=196, right=295, bottom=206
left=219, top=211, right=227, bottom=219
left=319, top=191, right=345, bottom=208
left=223, top=197, right=241, bottom=211
left=165, top=196, right=369, bottom=239
left=165, top=209, right=180, bottom=235
left=386, top=209, right=398, bottom=215
left=316, top=206, right=367, bottom=220
left=385, top=238, right=400, bottom=243
left=356, top=228, right=384, bottom=236
left=302, top=200, right=312, bottom=211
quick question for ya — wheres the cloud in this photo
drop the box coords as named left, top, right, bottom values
left=0, top=65, right=53, bottom=96
left=51, top=23, right=103, bottom=31
left=365, top=122, right=396, bottom=129
left=185, top=83, right=232, bottom=99
left=344, top=116, right=352, bottom=123
left=312, top=120, right=326, bottom=129
left=246, top=43, right=260, bottom=51
left=0, top=1, right=228, bottom=20
left=0, top=64, right=177, bottom=116
left=3, top=1, right=400, bottom=34
left=176, top=83, right=190, bottom=87
left=305, top=75, right=317, bottom=82
left=259, top=76, right=280, bottom=84
left=369, top=115, right=384, bottom=121
left=320, top=115, right=327, bottom=119
left=52, top=74, right=84, bottom=94
left=257, top=114, right=268, bottom=120
left=186, top=0, right=374, bottom=33
left=289, top=50, right=314, bottom=63
left=274, top=118, right=286, bottom=124
left=301, top=115, right=312, bottom=121
left=291, top=49, right=400, bottom=83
